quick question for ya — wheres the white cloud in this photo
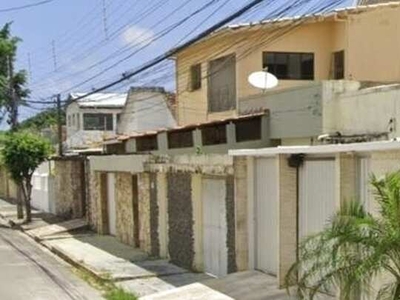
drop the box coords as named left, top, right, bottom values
left=121, top=26, right=155, bottom=47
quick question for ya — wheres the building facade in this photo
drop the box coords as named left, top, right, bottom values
left=66, top=93, right=127, bottom=149
left=174, top=2, right=400, bottom=128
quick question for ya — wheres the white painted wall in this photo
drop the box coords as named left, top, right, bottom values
left=117, top=89, right=176, bottom=135
left=31, top=161, right=55, bottom=214
left=323, top=81, right=400, bottom=138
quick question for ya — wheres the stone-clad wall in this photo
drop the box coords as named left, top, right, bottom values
left=88, top=171, right=101, bottom=230
left=138, top=173, right=151, bottom=253
left=149, top=173, right=160, bottom=257
left=226, top=175, right=237, bottom=274
left=116, top=173, right=135, bottom=246
left=167, top=172, right=194, bottom=269
left=54, top=159, right=85, bottom=219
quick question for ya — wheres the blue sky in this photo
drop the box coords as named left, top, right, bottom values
left=0, top=0, right=354, bottom=123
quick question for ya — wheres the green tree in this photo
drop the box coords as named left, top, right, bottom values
left=2, top=132, right=52, bottom=222
left=0, top=22, right=29, bottom=127
left=286, top=171, right=400, bottom=299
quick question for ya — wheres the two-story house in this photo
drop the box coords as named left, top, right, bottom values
left=66, top=92, right=127, bottom=150
left=173, top=1, right=400, bottom=145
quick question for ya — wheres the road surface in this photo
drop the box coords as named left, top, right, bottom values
left=0, top=223, right=103, bottom=300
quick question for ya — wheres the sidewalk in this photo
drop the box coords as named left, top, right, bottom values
left=0, top=199, right=293, bottom=299
left=0, top=199, right=212, bottom=298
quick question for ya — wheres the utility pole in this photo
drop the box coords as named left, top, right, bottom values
left=56, top=94, right=63, bottom=157
left=8, top=55, right=23, bottom=219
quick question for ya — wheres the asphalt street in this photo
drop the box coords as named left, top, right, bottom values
left=0, top=223, right=103, bottom=300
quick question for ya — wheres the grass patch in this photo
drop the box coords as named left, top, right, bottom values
left=104, top=287, right=138, bottom=300
left=72, top=268, right=137, bottom=300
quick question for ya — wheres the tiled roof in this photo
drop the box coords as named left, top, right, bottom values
left=104, top=110, right=268, bottom=145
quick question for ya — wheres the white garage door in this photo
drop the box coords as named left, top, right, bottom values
left=107, top=173, right=117, bottom=236
left=202, top=178, right=227, bottom=277
left=299, top=159, right=336, bottom=240
left=254, top=158, right=278, bottom=275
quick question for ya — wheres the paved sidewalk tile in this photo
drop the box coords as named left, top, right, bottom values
left=26, top=218, right=87, bottom=240
left=44, top=237, right=187, bottom=281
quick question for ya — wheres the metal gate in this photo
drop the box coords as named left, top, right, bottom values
left=254, top=158, right=278, bottom=275
left=202, top=177, right=228, bottom=277
left=299, top=159, right=336, bottom=239
left=107, top=173, right=117, bottom=236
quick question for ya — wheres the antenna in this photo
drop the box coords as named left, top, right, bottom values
left=248, top=69, right=279, bottom=90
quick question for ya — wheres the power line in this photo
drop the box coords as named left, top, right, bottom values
left=0, top=0, right=57, bottom=13
left=60, top=0, right=268, bottom=102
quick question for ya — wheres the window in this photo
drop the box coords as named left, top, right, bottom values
left=263, top=52, right=314, bottom=80
left=67, top=115, right=71, bottom=127
left=333, top=50, right=345, bottom=79
left=208, top=54, right=236, bottom=112
left=201, top=124, right=227, bottom=146
left=235, top=117, right=262, bottom=142
left=136, top=135, right=158, bottom=152
left=72, top=114, right=76, bottom=126
left=190, top=64, right=202, bottom=91
left=168, top=129, right=194, bottom=149
left=83, top=113, right=113, bottom=131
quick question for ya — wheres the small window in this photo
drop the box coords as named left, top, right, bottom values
left=333, top=50, right=345, bottom=79
left=67, top=115, right=71, bottom=127
left=117, top=113, right=121, bottom=124
left=168, top=130, right=194, bottom=149
left=201, top=124, right=227, bottom=146
left=136, top=135, right=158, bottom=152
left=83, top=113, right=113, bottom=131
left=190, top=64, right=202, bottom=91
left=263, top=52, right=314, bottom=80
left=235, top=117, right=262, bottom=142
left=72, top=114, right=76, bottom=126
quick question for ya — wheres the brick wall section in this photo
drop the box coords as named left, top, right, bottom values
left=226, top=175, right=237, bottom=274
left=233, top=157, right=249, bottom=271
left=116, top=173, right=135, bottom=246
left=278, top=154, right=297, bottom=288
left=138, top=173, right=152, bottom=253
left=167, top=172, right=194, bottom=269
left=149, top=173, right=160, bottom=257
left=336, top=153, right=357, bottom=208
left=54, top=159, right=85, bottom=219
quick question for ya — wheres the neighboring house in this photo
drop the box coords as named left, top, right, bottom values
left=173, top=2, right=400, bottom=128
left=117, top=87, right=177, bottom=135
left=66, top=92, right=127, bottom=149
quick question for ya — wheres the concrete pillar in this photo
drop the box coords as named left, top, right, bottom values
left=277, top=154, right=297, bottom=288
left=192, top=174, right=204, bottom=272
left=193, top=129, right=202, bottom=149
left=158, top=132, right=168, bottom=153
left=234, top=156, right=249, bottom=271
left=227, top=122, right=236, bottom=148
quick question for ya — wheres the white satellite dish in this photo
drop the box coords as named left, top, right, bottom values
left=248, top=71, right=279, bottom=89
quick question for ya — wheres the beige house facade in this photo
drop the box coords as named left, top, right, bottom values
left=175, top=2, right=400, bottom=126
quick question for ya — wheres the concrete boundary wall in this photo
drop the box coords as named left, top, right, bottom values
left=88, top=154, right=237, bottom=275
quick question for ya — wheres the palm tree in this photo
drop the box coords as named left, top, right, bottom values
left=286, top=171, right=400, bottom=300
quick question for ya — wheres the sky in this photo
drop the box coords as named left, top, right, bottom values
left=0, top=0, right=354, bottom=124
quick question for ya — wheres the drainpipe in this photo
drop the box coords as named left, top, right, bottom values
left=287, top=154, right=305, bottom=263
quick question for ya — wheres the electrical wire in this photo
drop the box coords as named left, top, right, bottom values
left=0, top=0, right=57, bottom=13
